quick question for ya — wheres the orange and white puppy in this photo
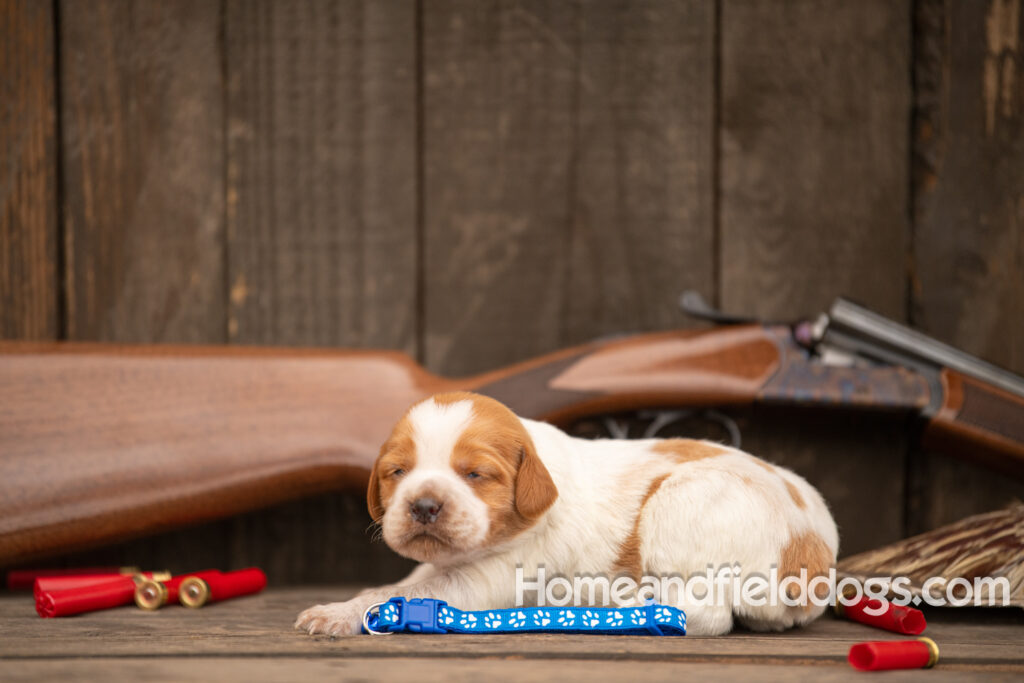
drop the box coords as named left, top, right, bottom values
left=295, top=392, right=838, bottom=636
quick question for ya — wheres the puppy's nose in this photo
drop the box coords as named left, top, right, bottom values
left=410, top=497, right=443, bottom=524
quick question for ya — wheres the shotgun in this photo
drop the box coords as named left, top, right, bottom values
left=2, top=293, right=1022, bottom=566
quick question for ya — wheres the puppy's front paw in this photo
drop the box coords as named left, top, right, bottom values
left=294, top=601, right=366, bottom=637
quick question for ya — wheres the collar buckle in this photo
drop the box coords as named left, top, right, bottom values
left=397, top=597, right=449, bottom=633
left=369, top=597, right=449, bottom=634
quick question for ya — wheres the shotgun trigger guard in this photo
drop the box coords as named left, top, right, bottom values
left=602, top=417, right=631, bottom=439
left=602, top=410, right=742, bottom=448
left=640, top=410, right=690, bottom=439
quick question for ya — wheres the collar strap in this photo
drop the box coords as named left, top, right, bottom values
left=363, top=597, right=686, bottom=636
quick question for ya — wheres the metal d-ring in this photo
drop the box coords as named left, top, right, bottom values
left=362, top=602, right=394, bottom=635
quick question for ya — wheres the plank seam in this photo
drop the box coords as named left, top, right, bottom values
left=53, top=0, right=67, bottom=341
left=711, top=0, right=722, bottom=308
left=219, top=0, right=230, bottom=345
left=414, top=0, right=426, bottom=365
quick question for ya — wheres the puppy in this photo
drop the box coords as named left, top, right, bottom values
left=296, top=391, right=838, bottom=636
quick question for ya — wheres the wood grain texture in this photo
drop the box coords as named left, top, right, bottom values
left=921, top=369, right=1024, bottom=480
left=222, top=0, right=418, bottom=586
left=0, top=0, right=58, bottom=340
left=225, top=0, right=417, bottom=351
left=423, top=0, right=714, bottom=377
left=720, top=0, right=911, bottom=320
left=911, top=0, right=1024, bottom=534
left=60, top=0, right=225, bottom=343
left=5, top=656, right=1023, bottom=682
left=911, top=448, right=1024, bottom=535
left=0, top=343, right=441, bottom=565
left=913, top=0, right=1023, bottom=375
left=718, top=0, right=912, bottom=554
left=1, top=587, right=1022, bottom=673
left=470, top=325, right=783, bottom=422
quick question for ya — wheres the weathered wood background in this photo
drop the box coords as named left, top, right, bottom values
left=2, top=0, right=1022, bottom=584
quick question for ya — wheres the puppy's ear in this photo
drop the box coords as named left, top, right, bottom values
left=515, top=438, right=558, bottom=520
left=366, top=458, right=385, bottom=522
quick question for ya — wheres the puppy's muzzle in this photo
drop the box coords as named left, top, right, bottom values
left=410, top=497, right=443, bottom=525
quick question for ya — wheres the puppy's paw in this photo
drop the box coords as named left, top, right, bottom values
left=294, top=601, right=366, bottom=637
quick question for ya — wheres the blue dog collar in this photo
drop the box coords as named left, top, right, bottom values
left=362, top=597, right=686, bottom=636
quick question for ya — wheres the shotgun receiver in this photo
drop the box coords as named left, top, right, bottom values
left=2, top=294, right=1023, bottom=565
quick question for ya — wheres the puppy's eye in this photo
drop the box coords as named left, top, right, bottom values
left=389, top=468, right=406, bottom=478
left=465, top=471, right=481, bottom=480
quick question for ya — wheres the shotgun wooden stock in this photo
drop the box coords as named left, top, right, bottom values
left=2, top=325, right=1022, bottom=565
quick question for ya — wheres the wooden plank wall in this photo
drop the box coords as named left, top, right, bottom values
left=422, top=1, right=715, bottom=375
left=1, top=0, right=58, bottom=340
left=60, top=0, right=226, bottom=344
left=222, top=0, right=420, bottom=583
left=910, top=0, right=1024, bottom=534
left=2, top=0, right=1022, bottom=584
left=720, top=0, right=913, bottom=557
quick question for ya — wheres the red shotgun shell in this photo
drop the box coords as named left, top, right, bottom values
left=35, top=571, right=166, bottom=601
left=35, top=572, right=171, bottom=617
left=848, top=638, right=940, bottom=671
left=134, top=570, right=224, bottom=610
left=179, top=568, right=267, bottom=608
left=834, top=594, right=927, bottom=635
left=36, top=575, right=137, bottom=618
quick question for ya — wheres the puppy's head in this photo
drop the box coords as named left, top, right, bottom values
left=368, top=392, right=558, bottom=564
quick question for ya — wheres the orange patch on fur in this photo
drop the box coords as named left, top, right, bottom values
left=778, top=530, right=834, bottom=609
left=369, top=391, right=558, bottom=550
left=738, top=474, right=760, bottom=489
left=651, top=439, right=727, bottom=463
left=432, top=391, right=480, bottom=407
left=614, top=474, right=671, bottom=580
left=736, top=472, right=787, bottom=508
left=367, top=413, right=419, bottom=522
left=437, top=392, right=558, bottom=543
left=750, top=457, right=806, bottom=510
left=784, top=480, right=806, bottom=509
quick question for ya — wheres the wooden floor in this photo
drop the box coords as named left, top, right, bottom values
left=2, top=587, right=1022, bottom=681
